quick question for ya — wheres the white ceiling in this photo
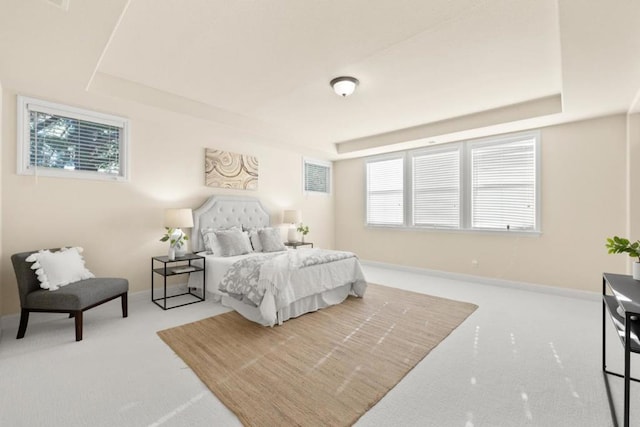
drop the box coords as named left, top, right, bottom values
left=1, top=0, right=640, bottom=159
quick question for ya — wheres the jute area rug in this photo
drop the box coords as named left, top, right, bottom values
left=157, top=284, right=478, bottom=426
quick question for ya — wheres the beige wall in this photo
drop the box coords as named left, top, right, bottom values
left=629, top=113, right=640, bottom=241
left=335, top=115, right=628, bottom=292
left=0, top=79, right=3, bottom=325
left=0, top=89, right=334, bottom=316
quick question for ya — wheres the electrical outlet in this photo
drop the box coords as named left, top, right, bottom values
left=471, top=259, right=479, bottom=268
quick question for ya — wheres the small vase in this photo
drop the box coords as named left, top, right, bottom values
left=168, top=246, right=176, bottom=261
left=633, top=262, right=640, bottom=280
left=175, top=244, right=187, bottom=258
left=301, top=235, right=305, bottom=243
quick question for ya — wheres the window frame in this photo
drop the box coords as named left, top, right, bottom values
left=466, top=132, right=541, bottom=232
left=365, top=153, right=405, bottom=227
left=302, top=157, right=332, bottom=195
left=16, top=95, right=130, bottom=182
left=409, top=143, right=463, bottom=229
left=364, top=131, right=541, bottom=234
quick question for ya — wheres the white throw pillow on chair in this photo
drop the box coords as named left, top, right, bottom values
left=25, top=247, right=95, bottom=291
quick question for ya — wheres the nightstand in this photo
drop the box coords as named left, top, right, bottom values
left=284, top=241, right=313, bottom=249
left=151, top=253, right=205, bottom=310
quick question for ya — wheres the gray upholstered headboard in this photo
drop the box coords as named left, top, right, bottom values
left=190, top=195, right=270, bottom=252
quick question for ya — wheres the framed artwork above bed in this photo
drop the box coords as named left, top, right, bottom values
left=205, top=148, right=258, bottom=190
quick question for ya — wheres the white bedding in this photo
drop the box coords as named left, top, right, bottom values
left=187, top=249, right=367, bottom=326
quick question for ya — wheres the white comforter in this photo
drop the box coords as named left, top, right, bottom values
left=188, top=249, right=367, bottom=325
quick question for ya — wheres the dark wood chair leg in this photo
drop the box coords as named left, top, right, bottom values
left=74, top=311, right=83, bottom=342
left=121, top=293, right=128, bottom=318
left=16, top=309, right=29, bottom=339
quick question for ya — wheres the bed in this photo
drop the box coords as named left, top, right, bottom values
left=187, top=195, right=367, bottom=326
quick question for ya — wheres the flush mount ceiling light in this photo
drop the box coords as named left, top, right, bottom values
left=330, top=76, right=359, bottom=97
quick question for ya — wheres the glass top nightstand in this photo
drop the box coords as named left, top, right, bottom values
left=284, top=241, right=313, bottom=249
left=151, top=253, right=205, bottom=310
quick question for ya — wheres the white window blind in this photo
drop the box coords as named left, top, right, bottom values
left=412, top=147, right=460, bottom=227
left=304, top=159, right=331, bottom=194
left=17, top=96, right=129, bottom=181
left=366, top=156, right=404, bottom=225
left=470, top=137, right=536, bottom=230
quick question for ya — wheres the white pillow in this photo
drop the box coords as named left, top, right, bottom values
left=201, top=226, right=240, bottom=255
left=201, top=227, right=222, bottom=255
left=25, top=247, right=95, bottom=291
left=215, top=229, right=253, bottom=257
left=247, top=228, right=264, bottom=252
left=258, top=228, right=286, bottom=253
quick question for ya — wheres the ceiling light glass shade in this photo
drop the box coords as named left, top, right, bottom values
left=330, top=76, right=359, bottom=97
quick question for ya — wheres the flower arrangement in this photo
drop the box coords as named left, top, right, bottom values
left=160, top=227, right=189, bottom=249
left=605, top=236, right=640, bottom=262
left=297, top=223, right=310, bottom=242
left=296, top=223, right=310, bottom=236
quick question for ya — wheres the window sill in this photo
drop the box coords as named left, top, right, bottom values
left=365, top=224, right=542, bottom=237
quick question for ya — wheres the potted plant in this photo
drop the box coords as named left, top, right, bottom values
left=160, top=227, right=189, bottom=260
left=605, top=236, right=640, bottom=280
left=297, top=223, right=310, bottom=243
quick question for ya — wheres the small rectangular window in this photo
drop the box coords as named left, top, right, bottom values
left=303, top=158, right=331, bottom=194
left=366, top=155, right=404, bottom=226
left=17, top=96, right=129, bottom=181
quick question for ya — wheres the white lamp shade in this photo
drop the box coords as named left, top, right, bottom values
left=282, top=210, right=301, bottom=224
left=164, top=208, right=194, bottom=228
left=330, top=76, right=359, bottom=97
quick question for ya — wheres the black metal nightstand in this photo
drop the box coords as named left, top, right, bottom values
left=284, top=241, right=313, bottom=249
left=151, top=253, right=205, bottom=310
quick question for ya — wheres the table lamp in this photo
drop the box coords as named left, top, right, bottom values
left=164, top=208, right=194, bottom=258
left=282, top=209, right=301, bottom=243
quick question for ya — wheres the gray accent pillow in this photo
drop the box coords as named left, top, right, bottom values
left=258, top=228, right=286, bottom=253
left=215, top=229, right=253, bottom=257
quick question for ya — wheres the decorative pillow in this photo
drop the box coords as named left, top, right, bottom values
left=258, top=228, right=286, bottom=253
left=246, top=228, right=264, bottom=252
left=25, top=247, right=95, bottom=291
left=201, top=228, right=222, bottom=255
left=201, top=226, right=240, bottom=255
left=215, top=229, right=253, bottom=257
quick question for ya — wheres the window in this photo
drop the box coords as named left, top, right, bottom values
left=412, top=146, right=461, bottom=228
left=303, top=158, right=331, bottom=194
left=17, top=96, right=129, bottom=181
left=365, top=131, right=540, bottom=233
left=470, top=136, right=537, bottom=230
left=366, top=155, right=404, bottom=225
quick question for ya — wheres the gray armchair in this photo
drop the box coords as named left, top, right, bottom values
left=11, top=249, right=129, bottom=342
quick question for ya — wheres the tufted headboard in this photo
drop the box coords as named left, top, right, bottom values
left=190, top=195, right=270, bottom=252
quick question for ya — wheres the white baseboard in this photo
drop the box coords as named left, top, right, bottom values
left=361, top=259, right=600, bottom=302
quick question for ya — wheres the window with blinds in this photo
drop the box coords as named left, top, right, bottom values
left=412, top=146, right=460, bottom=228
left=365, top=131, right=539, bottom=233
left=17, top=96, right=129, bottom=181
left=470, top=137, right=536, bottom=230
left=366, top=156, right=404, bottom=225
left=303, top=158, right=331, bottom=194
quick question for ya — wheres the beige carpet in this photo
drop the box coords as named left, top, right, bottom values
left=157, top=284, right=478, bottom=426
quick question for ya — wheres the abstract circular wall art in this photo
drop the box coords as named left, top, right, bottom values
left=205, top=149, right=259, bottom=190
